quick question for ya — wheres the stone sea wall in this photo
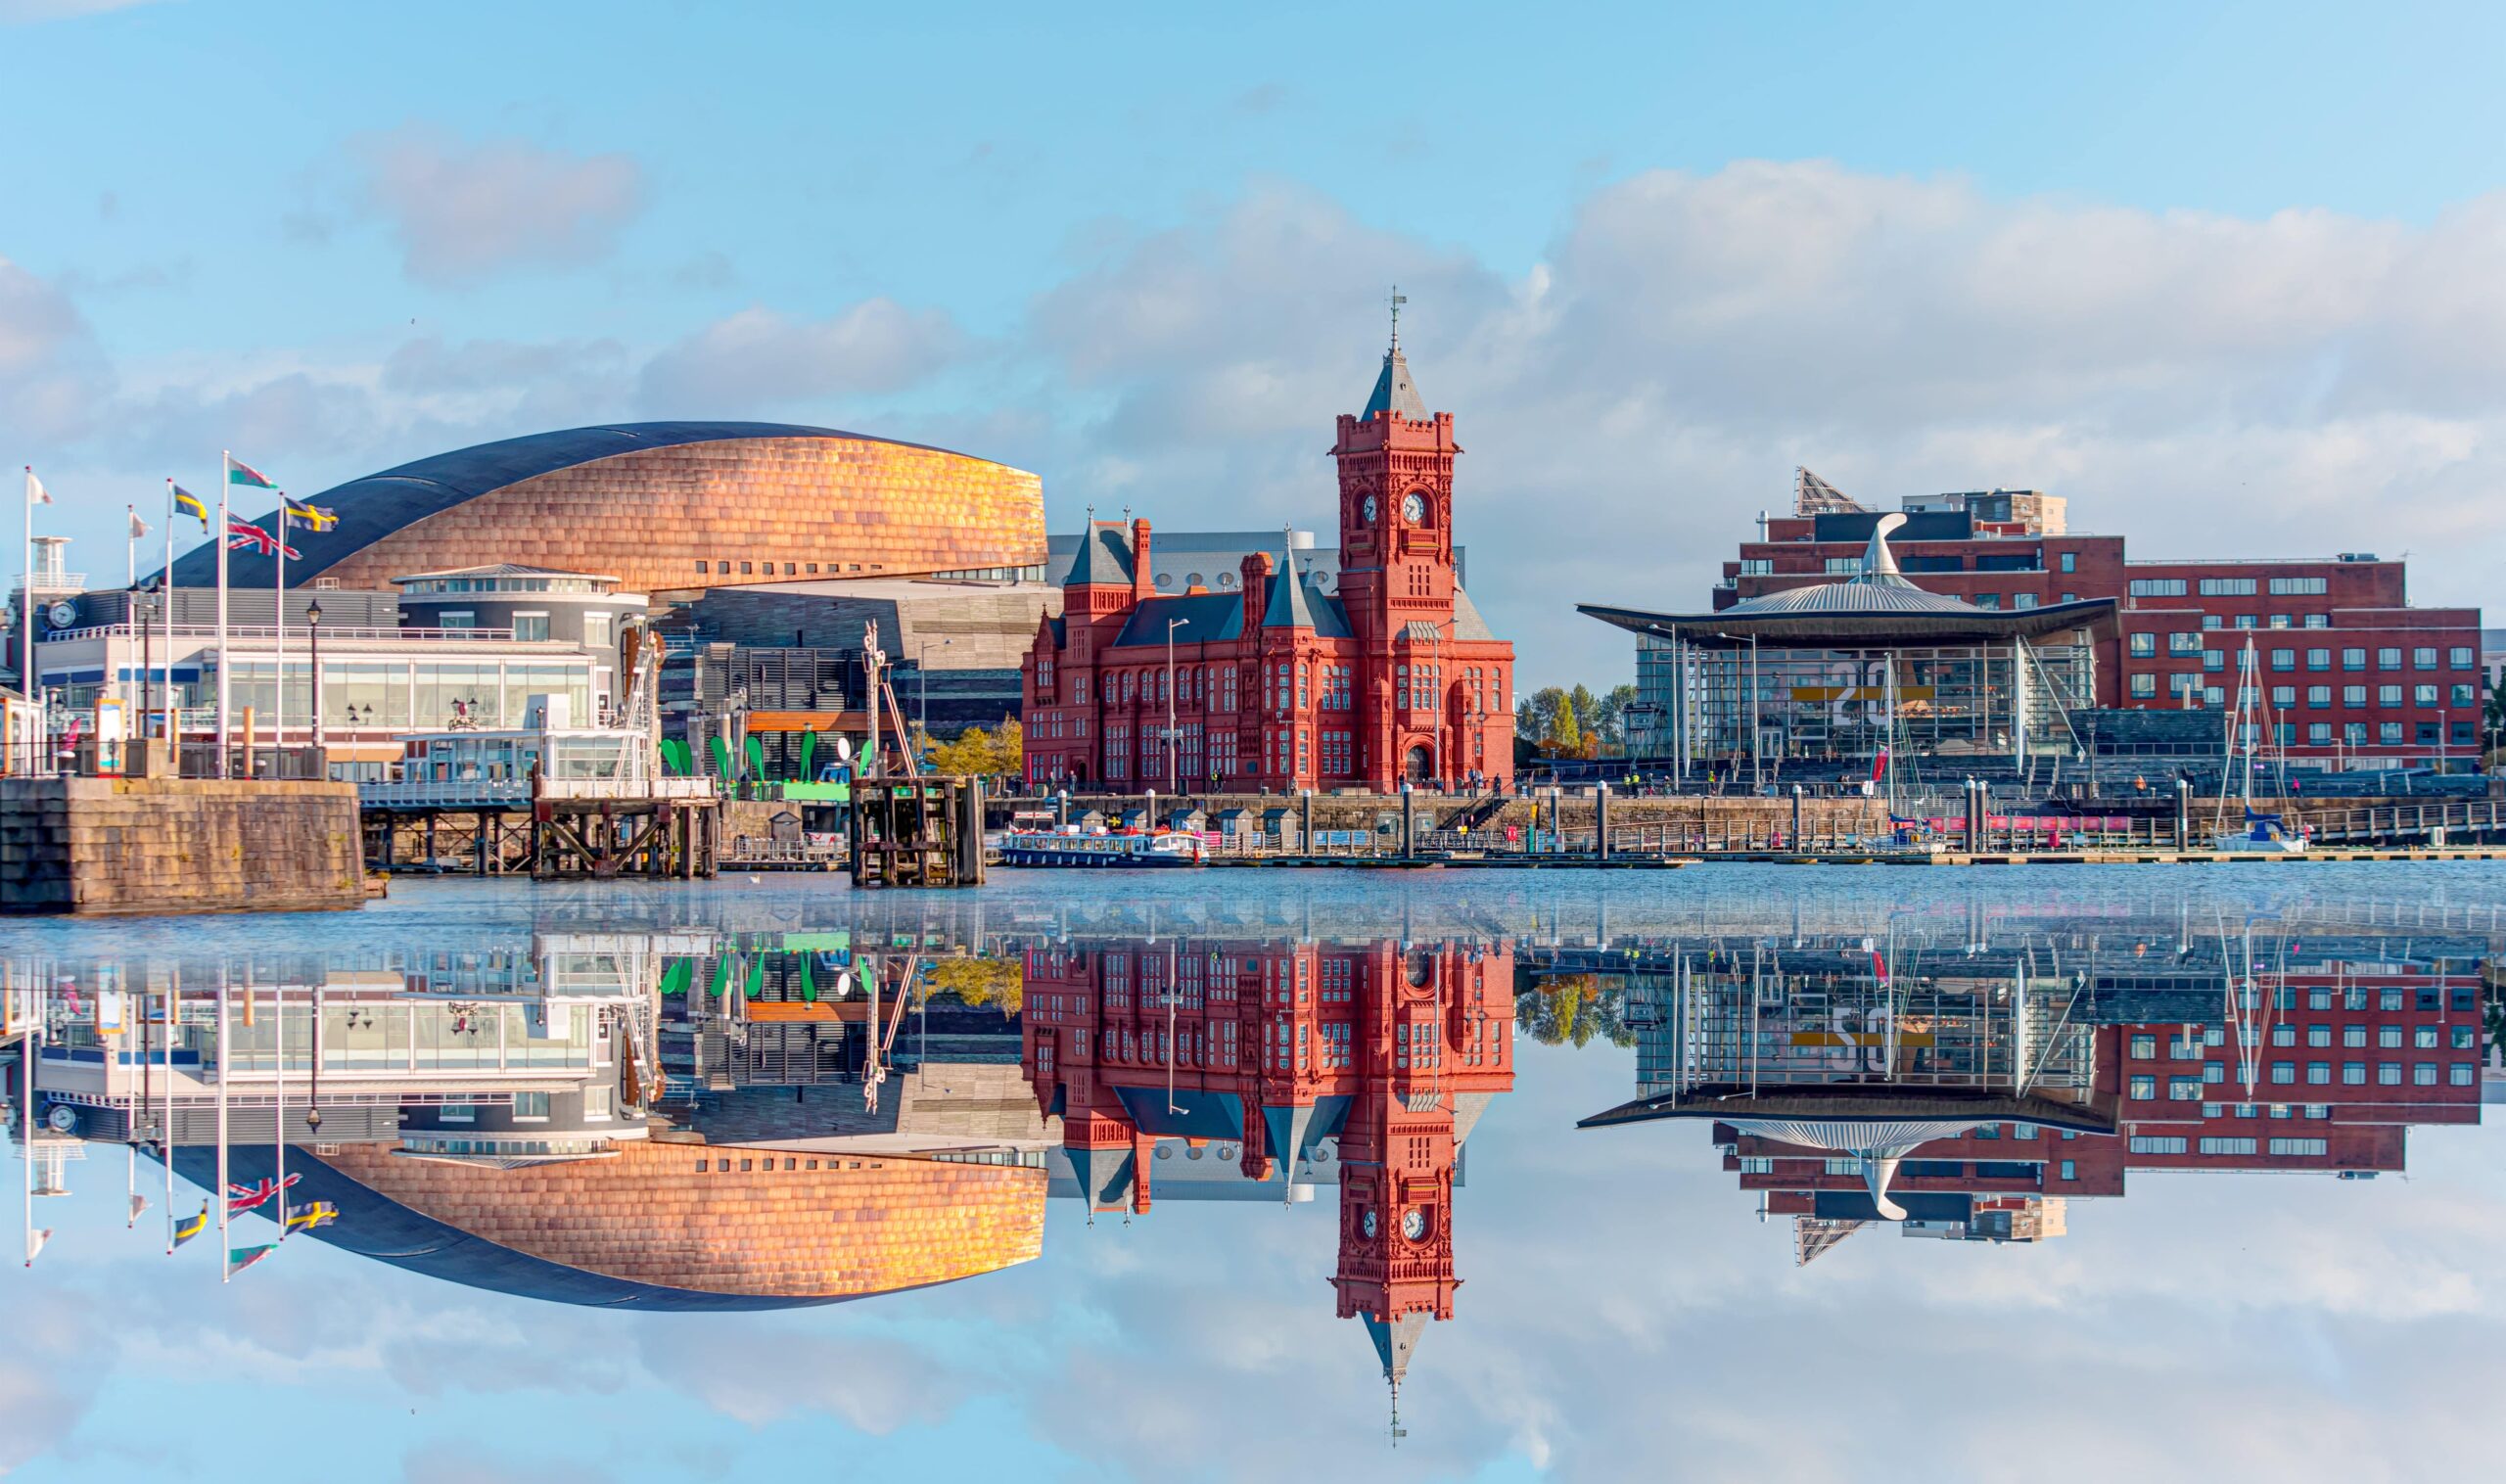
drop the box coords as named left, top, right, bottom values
left=0, top=776, right=364, bottom=915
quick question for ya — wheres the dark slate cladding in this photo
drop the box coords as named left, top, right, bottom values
left=1112, top=592, right=1247, bottom=647
left=165, top=421, right=950, bottom=591
left=1813, top=510, right=1973, bottom=543
left=169, top=1145, right=848, bottom=1312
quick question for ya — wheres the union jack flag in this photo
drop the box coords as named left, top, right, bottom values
left=226, top=1173, right=302, bottom=1215
left=225, top=519, right=300, bottom=561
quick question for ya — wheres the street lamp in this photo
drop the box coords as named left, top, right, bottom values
left=916, top=636, right=951, bottom=746
left=305, top=599, right=323, bottom=756
left=1166, top=617, right=1185, bottom=790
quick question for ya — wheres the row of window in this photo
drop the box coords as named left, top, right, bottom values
left=2128, top=637, right=2475, bottom=670
left=2130, top=575, right=2333, bottom=597
left=2124, top=679, right=2481, bottom=710
left=2129, top=1063, right=2476, bottom=1097
left=693, top=559, right=876, bottom=577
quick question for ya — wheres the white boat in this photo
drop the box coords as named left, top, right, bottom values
left=998, top=827, right=1208, bottom=868
left=2210, top=638, right=2308, bottom=855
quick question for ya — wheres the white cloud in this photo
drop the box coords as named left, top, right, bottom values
left=351, top=126, right=645, bottom=288
left=634, top=300, right=968, bottom=417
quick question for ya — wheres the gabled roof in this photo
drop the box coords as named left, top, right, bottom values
left=1364, top=347, right=1429, bottom=420
left=1259, top=542, right=1356, bottom=637
left=1061, top=523, right=1137, bottom=587
left=1113, top=592, right=1244, bottom=647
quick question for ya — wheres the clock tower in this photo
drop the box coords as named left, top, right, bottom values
left=1333, top=294, right=1460, bottom=649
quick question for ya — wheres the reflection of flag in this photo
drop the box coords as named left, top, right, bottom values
left=226, top=1173, right=301, bottom=1215
left=24, top=468, right=52, bottom=508
left=1870, top=747, right=1889, bottom=783
left=283, top=1201, right=338, bottom=1233
left=225, top=1243, right=277, bottom=1276
left=24, top=1229, right=51, bottom=1266
left=227, top=458, right=278, bottom=490
left=173, top=1202, right=210, bottom=1248
left=1871, top=948, right=1890, bottom=986
left=128, top=508, right=151, bottom=539
left=172, top=485, right=209, bottom=529
left=128, top=1193, right=149, bottom=1226
left=282, top=496, right=336, bottom=533
left=225, top=520, right=299, bottom=561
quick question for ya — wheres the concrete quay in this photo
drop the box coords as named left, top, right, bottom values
left=0, top=776, right=365, bottom=915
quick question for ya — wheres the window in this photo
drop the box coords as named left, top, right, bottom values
left=2307, top=1062, right=2331, bottom=1085
left=2130, top=1034, right=2158, bottom=1059
left=2129, top=632, right=2157, bottom=658
left=438, top=611, right=476, bottom=631
left=512, top=1091, right=550, bottom=1122
left=2413, top=646, right=2438, bottom=670
left=2170, top=631, right=2204, bottom=655
left=2450, top=646, right=2475, bottom=668
left=2269, top=1137, right=2328, bottom=1156
left=2378, top=647, right=2402, bottom=670
left=2306, top=648, right=2331, bottom=671
left=2269, top=1061, right=2296, bottom=1084
left=2454, top=1064, right=2478, bottom=1086
left=2344, top=721, right=2367, bottom=746
left=2452, top=683, right=2478, bottom=708
left=2200, top=1136, right=2257, bottom=1155
left=2269, top=576, right=2327, bottom=595
left=2378, top=1062, right=2402, bottom=1086
left=2060, top=1160, right=2076, bottom=1182
left=583, top=613, right=612, bottom=648
left=2269, top=648, right=2296, bottom=672
left=2412, top=683, right=2437, bottom=707
left=2130, top=673, right=2158, bottom=699
left=2130, top=578, right=2188, bottom=597
left=2060, top=552, right=2076, bottom=573
left=2270, top=686, right=2296, bottom=707
left=2379, top=685, right=2402, bottom=707
left=2307, top=685, right=2331, bottom=709
left=2203, top=650, right=2226, bottom=672
left=439, top=1101, right=476, bottom=1123
left=2308, top=722, right=2331, bottom=744
left=2129, top=1074, right=2158, bottom=1100
left=2200, top=577, right=2257, bottom=596
left=2014, top=592, right=2039, bottom=609
left=2202, top=615, right=2222, bottom=630
left=2344, top=685, right=2367, bottom=708
left=583, top=1086, right=613, bottom=1120
left=2130, top=1136, right=2187, bottom=1154
left=2168, top=1077, right=2204, bottom=1101
left=512, top=613, right=550, bottom=642
left=2379, top=721, right=2402, bottom=744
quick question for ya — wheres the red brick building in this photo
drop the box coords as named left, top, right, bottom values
left=1021, top=937, right=1515, bottom=1403
left=1715, top=480, right=2483, bottom=768
left=1020, top=336, right=1516, bottom=791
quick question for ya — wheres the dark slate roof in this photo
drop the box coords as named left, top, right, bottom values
left=166, top=421, right=970, bottom=591
left=1579, top=595, right=2118, bottom=649
left=1264, top=542, right=1327, bottom=631
left=1061, top=522, right=1137, bottom=587
left=1113, top=591, right=1243, bottom=647
left=1364, top=347, right=1429, bottom=420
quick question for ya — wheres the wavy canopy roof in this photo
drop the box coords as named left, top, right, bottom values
left=166, top=421, right=992, bottom=591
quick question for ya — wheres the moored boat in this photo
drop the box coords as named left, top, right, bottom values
left=999, top=827, right=1208, bottom=867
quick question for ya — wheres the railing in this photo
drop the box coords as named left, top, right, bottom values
left=43, top=623, right=531, bottom=644
left=357, top=773, right=717, bottom=809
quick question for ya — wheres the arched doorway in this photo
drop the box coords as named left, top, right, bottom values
left=1404, top=744, right=1432, bottom=783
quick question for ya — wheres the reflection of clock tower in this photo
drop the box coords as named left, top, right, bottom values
left=1331, top=946, right=1462, bottom=1412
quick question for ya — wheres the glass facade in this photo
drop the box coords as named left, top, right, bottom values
left=219, top=656, right=591, bottom=731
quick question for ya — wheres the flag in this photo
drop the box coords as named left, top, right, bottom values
left=226, top=1173, right=301, bottom=1215
left=128, top=1193, right=149, bottom=1226
left=225, top=1243, right=277, bottom=1276
left=281, top=496, right=336, bottom=533
left=172, top=1202, right=210, bottom=1249
left=172, top=485, right=209, bottom=529
left=227, top=459, right=278, bottom=490
left=23, top=469, right=51, bottom=507
left=225, top=520, right=300, bottom=562
left=128, top=508, right=151, bottom=539
left=24, top=1229, right=51, bottom=1266
left=283, top=1201, right=338, bottom=1233
left=1870, top=746, right=1889, bottom=783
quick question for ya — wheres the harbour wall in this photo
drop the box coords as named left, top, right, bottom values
left=0, top=777, right=365, bottom=915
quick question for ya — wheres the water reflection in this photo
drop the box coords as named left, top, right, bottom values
left=4, top=875, right=2503, bottom=1464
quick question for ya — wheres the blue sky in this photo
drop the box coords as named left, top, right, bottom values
left=7, top=0, right=2506, bottom=680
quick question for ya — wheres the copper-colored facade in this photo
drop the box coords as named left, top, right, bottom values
left=319, top=1141, right=1044, bottom=1299
left=295, top=434, right=1044, bottom=596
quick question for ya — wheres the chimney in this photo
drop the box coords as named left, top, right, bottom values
left=1241, top=552, right=1274, bottom=632
left=1131, top=518, right=1155, bottom=604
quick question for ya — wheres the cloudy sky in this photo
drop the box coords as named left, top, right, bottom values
left=10, top=865, right=2506, bottom=1482
left=6, top=2, right=2505, bottom=683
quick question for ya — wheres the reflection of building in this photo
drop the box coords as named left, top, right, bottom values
left=1022, top=936, right=1515, bottom=1411
left=1584, top=922, right=2489, bottom=1264
left=163, top=422, right=1046, bottom=601
left=1022, top=332, right=1515, bottom=791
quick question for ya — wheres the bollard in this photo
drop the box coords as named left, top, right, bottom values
left=1597, top=783, right=1611, bottom=860
left=1401, top=785, right=1415, bottom=858
left=1301, top=788, right=1314, bottom=855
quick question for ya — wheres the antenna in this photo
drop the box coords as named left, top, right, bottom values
left=1388, top=286, right=1408, bottom=350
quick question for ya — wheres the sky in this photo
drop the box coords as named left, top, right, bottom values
left=6, top=1, right=2506, bottom=684
left=8, top=864, right=2506, bottom=1483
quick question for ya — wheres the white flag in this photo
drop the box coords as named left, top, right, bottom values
left=128, top=1193, right=149, bottom=1226
left=24, top=469, right=51, bottom=508
left=128, top=509, right=150, bottom=539
left=24, top=1228, right=50, bottom=1266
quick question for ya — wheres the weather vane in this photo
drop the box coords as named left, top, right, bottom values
left=1389, top=285, right=1408, bottom=349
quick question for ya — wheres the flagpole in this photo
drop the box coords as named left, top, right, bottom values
left=162, top=480, right=175, bottom=742
left=271, top=981, right=285, bottom=1243
left=214, top=967, right=228, bottom=1283
left=125, top=505, right=135, bottom=591
left=163, top=977, right=176, bottom=1255
left=21, top=1006, right=33, bottom=1268
left=20, top=467, right=36, bottom=734
left=273, top=501, right=285, bottom=752
left=215, top=455, right=231, bottom=777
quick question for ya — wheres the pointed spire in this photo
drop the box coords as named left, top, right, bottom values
left=1263, top=525, right=1321, bottom=629
left=1060, top=511, right=1136, bottom=588
left=1367, top=1310, right=1429, bottom=1387
left=1364, top=290, right=1428, bottom=419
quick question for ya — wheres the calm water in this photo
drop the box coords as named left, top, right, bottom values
left=6, top=864, right=2506, bottom=1483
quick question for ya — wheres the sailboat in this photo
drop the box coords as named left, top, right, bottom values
left=2212, top=638, right=2307, bottom=855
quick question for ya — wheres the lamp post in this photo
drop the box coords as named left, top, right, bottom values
left=305, top=599, right=323, bottom=757
left=130, top=580, right=153, bottom=741
left=916, top=636, right=951, bottom=749
left=1166, top=617, right=1185, bottom=789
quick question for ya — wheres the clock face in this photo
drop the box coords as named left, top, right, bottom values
left=1401, top=491, right=1427, bottom=525
left=1402, top=1208, right=1427, bottom=1241
left=1362, top=1210, right=1378, bottom=1238
left=1362, top=493, right=1377, bottom=523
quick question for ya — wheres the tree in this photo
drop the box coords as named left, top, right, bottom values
left=1548, top=700, right=1584, bottom=758
left=922, top=954, right=1023, bottom=1015
left=926, top=719, right=1024, bottom=778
